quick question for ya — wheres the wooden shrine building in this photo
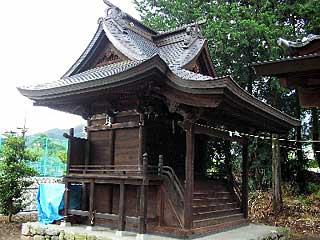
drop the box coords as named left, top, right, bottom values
left=18, top=2, right=300, bottom=238
left=253, top=34, right=320, bottom=107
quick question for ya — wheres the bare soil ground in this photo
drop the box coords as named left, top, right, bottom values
left=0, top=192, right=319, bottom=240
left=0, top=213, right=37, bottom=240
left=249, top=189, right=320, bottom=239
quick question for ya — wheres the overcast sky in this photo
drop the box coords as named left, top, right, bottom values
left=0, top=0, right=139, bottom=135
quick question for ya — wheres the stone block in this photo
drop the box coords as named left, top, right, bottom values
left=96, top=237, right=112, bottom=240
left=21, top=223, right=31, bottom=236
left=34, top=235, right=45, bottom=240
left=58, top=231, right=65, bottom=240
left=21, top=236, right=32, bottom=240
left=31, top=225, right=46, bottom=236
left=74, top=233, right=87, bottom=240
left=46, top=228, right=60, bottom=236
left=64, top=232, right=75, bottom=240
left=86, top=235, right=97, bottom=240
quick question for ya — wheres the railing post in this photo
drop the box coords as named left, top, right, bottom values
left=138, top=153, right=148, bottom=236
left=65, top=128, right=74, bottom=175
left=118, top=180, right=126, bottom=232
left=184, top=120, right=194, bottom=230
left=158, top=155, right=163, bottom=176
left=242, top=139, right=249, bottom=218
left=62, top=180, right=71, bottom=226
left=142, top=153, right=148, bottom=177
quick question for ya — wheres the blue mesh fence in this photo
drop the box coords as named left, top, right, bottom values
left=26, top=137, right=68, bottom=177
left=27, top=159, right=66, bottom=177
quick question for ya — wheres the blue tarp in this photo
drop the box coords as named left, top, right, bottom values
left=37, top=183, right=65, bottom=224
left=37, top=183, right=82, bottom=224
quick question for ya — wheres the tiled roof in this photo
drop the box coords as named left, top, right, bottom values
left=19, top=7, right=211, bottom=93
left=20, top=60, right=143, bottom=90
left=251, top=53, right=320, bottom=66
left=278, top=34, right=320, bottom=49
left=17, top=4, right=300, bottom=130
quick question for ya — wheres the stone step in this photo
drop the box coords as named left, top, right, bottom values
left=193, top=197, right=235, bottom=206
left=193, top=213, right=244, bottom=228
left=192, top=218, right=249, bottom=235
left=193, top=191, right=233, bottom=199
left=193, top=208, right=242, bottom=220
left=193, top=202, right=240, bottom=213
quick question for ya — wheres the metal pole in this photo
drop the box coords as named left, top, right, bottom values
left=44, top=137, right=48, bottom=176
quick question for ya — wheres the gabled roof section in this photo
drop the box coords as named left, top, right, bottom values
left=20, top=3, right=214, bottom=96
left=59, top=3, right=210, bottom=81
left=17, top=2, right=299, bottom=131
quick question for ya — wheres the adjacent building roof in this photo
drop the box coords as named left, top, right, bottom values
left=252, top=34, right=320, bottom=108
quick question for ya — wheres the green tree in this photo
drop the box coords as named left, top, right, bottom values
left=134, top=0, right=320, bottom=189
left=30, top=134, right=67, bottom=164
left=0, top=134, right=38, bottom=222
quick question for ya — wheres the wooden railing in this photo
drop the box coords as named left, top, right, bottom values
left=226, top=172, right=242, bottom=204
left=69, top=165, right=144, bottom=176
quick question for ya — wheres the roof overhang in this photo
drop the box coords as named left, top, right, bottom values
left=252, top=54, right=320, bottom=76
left=252, top=54, right=320, bottom=108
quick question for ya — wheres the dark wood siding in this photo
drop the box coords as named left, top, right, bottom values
left=114, top=128, right=139, bottom=165
left=90, top=131, right=112, bottom=165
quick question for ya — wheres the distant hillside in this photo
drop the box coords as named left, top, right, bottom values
left=26, top=124, right=86, bottom=144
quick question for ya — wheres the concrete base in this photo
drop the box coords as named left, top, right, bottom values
left=86, top=226, right=94, bottom=231
left=21, top=222, right=286, bottom=240
left=136, top=234, right=148, bottom=240
left=60, top=221, right=71, bottom=227
left=115, top=231, right=125, bottom=237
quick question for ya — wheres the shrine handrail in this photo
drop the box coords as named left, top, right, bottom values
left=227, top=173, right=242, bottom=203
left=162, top=166, right=184, bottom=203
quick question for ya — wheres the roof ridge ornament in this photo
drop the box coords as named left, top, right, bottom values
left=103, top=0, right=127, bottom=19
left=102, top=0, right=128, bottom=33
left=183, top=22, right=203, bottom=49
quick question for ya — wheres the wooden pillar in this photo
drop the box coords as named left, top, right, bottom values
left=241, top=139, right=249, bottom=218
left=158, top=188, right=165, bottom=226
left=66, top=128, right=74, bottom=174
left=138, top=153, right=148, bottom=234
left=158, top=155, right=164, bottom=226
left=118, top=181, right=126, bottom=231
left=272, top=133, right=282, bottom=212
left=81, top=182, right=87, bottom=211
left=89, top=180, right=95, bottom=226
left=63, top=180, right=70, bottom=222
left=108, top=116, right=115, bottom=214
left=138, top=114, right=146, bottom=166
left=184, top=121, right=194, bottom=229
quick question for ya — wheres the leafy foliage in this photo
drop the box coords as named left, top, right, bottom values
left=29, top=134, right=67, bottom=163
left=134, top=0, right=320, bottom=190
left=0, top=134, right=38, bottom=221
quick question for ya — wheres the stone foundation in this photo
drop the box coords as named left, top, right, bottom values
left=21, top=223, right=115, bottom=240
left=21, top=222, right=289, bottom=240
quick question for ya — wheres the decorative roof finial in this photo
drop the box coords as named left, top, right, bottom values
left=103, top=0, right=126, bottom=20
left=103, top=0, right=116, bottom=8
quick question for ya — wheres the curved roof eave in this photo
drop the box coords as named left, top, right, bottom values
left=18, top=55, right=299, bottom=128
left=17, top=55, right=169, bottom=100
left=164, top=73, right=300, bottom=128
